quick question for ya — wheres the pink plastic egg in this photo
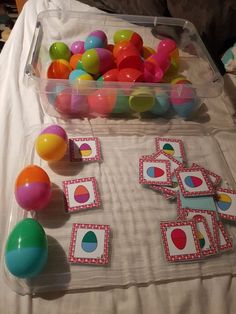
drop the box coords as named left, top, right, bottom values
left=87, top=89, right=116, bottom=116
left=55, top=88, right=88, bottom=116
left=15, top=165, right=51, bottom=211
left=71, top=40, right=85, bottom=55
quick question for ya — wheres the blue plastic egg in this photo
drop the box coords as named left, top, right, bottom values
left=5, top=218, right=48, bottom=278
left=85, top=30, right=107, bottom=50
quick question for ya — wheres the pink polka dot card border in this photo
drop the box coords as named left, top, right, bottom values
left=177, top=207, right=220, bottom=248
left=192, top=215, right=219, bottom=257
left=215, top=188, right=236, bottom=222
left=69, top=137, right=101, bottom=162
left=217, top=220, right=233, bottom=252
left=152, top=149, right=184, bottom=175
left=68, top=223, right=110, bottom=265
left=155, top=137, right=186, bottom=163
left=139, top=157, right=172, bottom=186
left=160, top=220, right=202, bottom=262
left=192, top=163, right=221, bottom=187
left=63, top=177, right=101, bottom=213
left=175, top=167, right=215, bottom=197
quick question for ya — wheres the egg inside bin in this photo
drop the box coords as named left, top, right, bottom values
left=5, top=218, right=48, bottom=279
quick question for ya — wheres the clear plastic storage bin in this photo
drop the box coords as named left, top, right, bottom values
left=25, top=10, right=224, bottom=119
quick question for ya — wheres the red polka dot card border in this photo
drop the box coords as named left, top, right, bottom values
left=155, top=137, right=186, bottom=163
left=160, top=220, right=202, bottom=262
left=68, top=223, right=110, bottom=265
left=139, top=157, right=172, bottom=186
left=177, top=207, right=220, bottom=248
left=69, top=137, right=101, bottom=162
left=175, top=167, right=215, bottom=197
left=192, top=163, right=221, bottom=187
left=192, top=215, right=219, bottom=257
left=217, top=221, right=233, bottom=252
left=63, top=177, right=101, bottom=213
left=215, top=188, right=236, bottom=222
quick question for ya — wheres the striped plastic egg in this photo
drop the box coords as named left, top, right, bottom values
left=15, top=165, right=51, bottom=211
left=35, top=125, right=68, bottom=161
left=85, top=30, right=107, bottom=50
left=5, top=218, right=48, bottom=278
left=81, top=48, right=115, bottom=75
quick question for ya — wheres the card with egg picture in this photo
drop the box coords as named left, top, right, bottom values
left=152, top=150, right=184, bottom=174
left=69, top=137, right=101, bottom=162
left=192, top=215, right=218, bottom=257
left=155, top=137, right=186, bottom=163
left=160, top=220, right=202, bottom=262
left=177, top=207, right=219, bottom=247
left=63, top=177, right=101, bottom=213
left=215, top=188, right=236, bottom=221
left=175, top=167, right=215, bottom=197
left=68, top=223, right=110, bottom=265
left=192, top=163, right=221, bottom=187
left=139, top=157, right=172, bottom=186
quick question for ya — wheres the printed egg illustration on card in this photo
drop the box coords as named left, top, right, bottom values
left=196, top=230, right=206, bottom=248
left=163, top=143, right=175, bottom=156
left=184, top=176, right=203, bottom=188
left=5, top=218, right=48, bottom=278
left=171, top=228, right=187, bottom=250
left=80, top=143, right=92, bottom=157
left=217, top=193, right=232, bottom=211
left=81, top=231, right=98, bottom=252
left=147, top=166, right=164, bottom=178
left=74, top=185, right=90, bottom=203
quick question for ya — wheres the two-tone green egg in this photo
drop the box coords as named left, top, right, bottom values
left=5, top=218, right=48, bottom=278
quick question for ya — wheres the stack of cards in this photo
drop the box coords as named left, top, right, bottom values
left=139, top=137, right=234, bottom=263
left=63, top=137, right=111, bottom=266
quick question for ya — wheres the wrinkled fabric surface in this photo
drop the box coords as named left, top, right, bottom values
left=1, top=0, right=236, bottom=313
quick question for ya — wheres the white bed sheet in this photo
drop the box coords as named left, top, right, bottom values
left=1, top=0, right=236, bottom=313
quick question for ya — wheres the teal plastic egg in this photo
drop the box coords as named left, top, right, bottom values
left=5, top=218, right=48, bottom=278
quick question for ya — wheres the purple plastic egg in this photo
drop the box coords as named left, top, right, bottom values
left=71, top=40, right=85, bottom=55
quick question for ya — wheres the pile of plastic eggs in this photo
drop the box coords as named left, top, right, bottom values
left=46, top=29, right=197, bottom=118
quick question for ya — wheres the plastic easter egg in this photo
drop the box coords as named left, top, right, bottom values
left=98, top=68, right=119, bottom=82
left=170, top=83, right=197, bottom=118
left=144, top=61, right=163, bottom=83
left=47, top=59, right=72, bottom=79
left=35, top=125, right=68, bottom=162
left=113, top=29, right=143, bottom=51
left=45, top=83, right=66, bottom=105
left=69, top=54, right=82, bottom=70
left=158, top=39, right=177, bottom=54
left=15, top=165, right=51, bottom=211
left=55, top=88, right=88, bottom=116
left=118, top=68, right=144, bottom=82
left=158, top=39, right=179, bottom=72
left=69, top=69, right=94, bottom=83
left=112, top=92, right=130, bottom=114
left=113, top=40, right=135, bottom=58
left=116, top=45, right=143, bottom=70
left=87, top=88, right=116, bottom=116
left=70, top=40, right=85, bottom=55
left=82, top=48, right=115, bottom=75
left=85, top=30, right=107, bottom=50
left=142, top=46, right=156, bottom=59
left=147, top=51, right=171, bottom=72
left=150, top=90, right=170, bottom=115
left=129, top=87, right=155, bottom=112
left=49, top=42, right=71, bottom=61
left=5, top=218, right=48, bottom=278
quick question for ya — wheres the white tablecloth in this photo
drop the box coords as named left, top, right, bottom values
left=1, top=0, right=236, bottom=313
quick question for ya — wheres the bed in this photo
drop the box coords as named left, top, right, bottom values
left=1, top=0, right=236, bottom=313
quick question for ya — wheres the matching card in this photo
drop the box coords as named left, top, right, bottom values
left=69, top=137, right=101, bottom=162
left=155, top=137, right=186, bottom=163
left=63, top=177, right=101, bottom=213
left=69, top=223, right=110, bottom=265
